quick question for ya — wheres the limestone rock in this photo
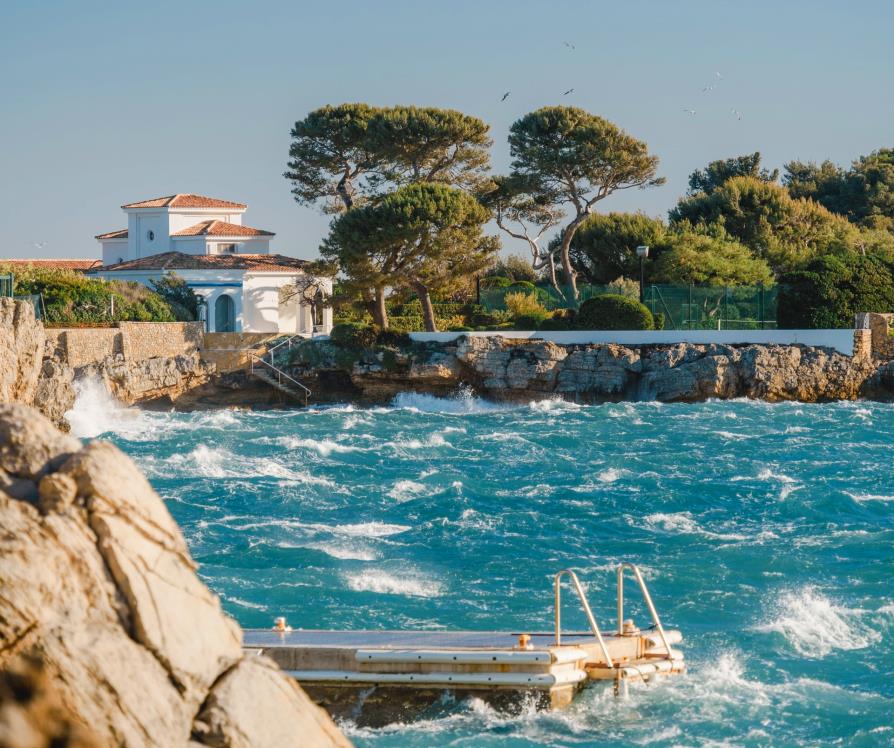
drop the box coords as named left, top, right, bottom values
left=192, top=657, right=351, bottom=748
left=0, top=654, right=100, bottom=748
left=0, top=404, right=350, bottom=748
left=86, top=352, right=214, bottom=406
left=289, top=334, right=883, bottom=404
left=0, top=299, right=76, bottom=429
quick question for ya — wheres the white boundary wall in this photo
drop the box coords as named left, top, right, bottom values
left=409, top=329, right=857, bottom=356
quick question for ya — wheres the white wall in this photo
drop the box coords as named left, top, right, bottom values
left=170, top=237, right=207, bottom=255
left=409, top=329, right=858, bottom=356
left=101, top=239, right=128, bottom=266
left=127, top=210, right=169, bottom=259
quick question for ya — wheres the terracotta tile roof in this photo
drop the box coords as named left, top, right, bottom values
left=93, top=252, right=308, bottom=273
left=95, top=228, right=128, bottom=240
left=171, top=220, right=274, bottom=238
left=1, top=258, right=103, bottom=271
left=121, top=194, right=247, bottom=209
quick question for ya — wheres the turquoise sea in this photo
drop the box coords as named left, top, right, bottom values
left=69, top=383, right=894, bottom=747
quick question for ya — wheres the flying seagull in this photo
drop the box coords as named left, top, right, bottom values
left=715, top=71, right=723, bottom=79
left=501, top=91, right=510, bottom=101
left=731, top=108, right=743, bottom=120
left=32, top=241, right=47, bottom=250
left=564, top=41, right=575, bottom=50
left=563, top=88, right=574, bottom=96
left=702, top=84, right=716, bottom=93
left=683, top=108, right=697, bottom=115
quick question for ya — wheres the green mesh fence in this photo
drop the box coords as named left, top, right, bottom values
left=0, top=274, right=11, bottom=298
left=644, top=285, right=778, bottom=330
left=479, top=283, right=778, bottom=330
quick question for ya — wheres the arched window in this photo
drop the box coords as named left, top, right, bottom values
left=214, top=294, right=235, bottom=332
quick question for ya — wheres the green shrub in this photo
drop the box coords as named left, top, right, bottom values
left=778, top=253, right=894, bottom=328
left=577, top=294, right=654, bottom=330
left=329, top=322, right=380, bottom=348
left=2, top=266, right=177, bottom=324
left=448, top=325, right=473, bottom=332
left=513, top=314, right=547, bottom=329
left=653, top=312, right=665, bottom=330
left=538, top=308, right=577, bottom=330
left=504, top=291, right=548, bottom=321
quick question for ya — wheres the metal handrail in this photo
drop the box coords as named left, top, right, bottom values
left=265, top=333, right=304, bottom=360
left=249, top=353, right=311, bottom=402
left=616, top=563, right=673, bottom=660
left=554, top=569, right=614, bottom=668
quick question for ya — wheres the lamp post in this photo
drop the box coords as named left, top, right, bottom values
left=636, top=245, right=650, bottom=303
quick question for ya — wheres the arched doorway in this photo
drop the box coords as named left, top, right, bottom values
left=214, top=294, right=235, bottom=332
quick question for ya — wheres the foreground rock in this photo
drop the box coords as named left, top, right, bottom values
left=0, top=299, right=74, bottom=427
left=0, top=404, right=350, bottom=748
left=286, top=334, right=884, bottom=404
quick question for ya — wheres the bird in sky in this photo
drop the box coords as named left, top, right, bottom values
left=564, top=41, right=575, bottom=50
left=32, top=241, right=47, bottom=250
left=683, top=108, right=697, bottom=115
left=563, top=88, right=574, bottom=96
left=731, top=108, right=743, bottom=120
left=501, top=91, right=510, bottom=101
left=715, top=71, right=723, bottom=79
left=702, top=84, right=716, bottom=93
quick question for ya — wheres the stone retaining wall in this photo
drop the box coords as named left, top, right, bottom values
left=855, top=313, right=894, bottom=359
left=47, top=322, right=204, bottom=369
left=202, top=332, right=279, bottom=373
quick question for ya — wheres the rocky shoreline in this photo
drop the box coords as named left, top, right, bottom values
left=283, top=334, right=894, bottom=405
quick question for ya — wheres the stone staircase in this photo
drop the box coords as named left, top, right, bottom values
left=248, top=335, right=311, bottom=404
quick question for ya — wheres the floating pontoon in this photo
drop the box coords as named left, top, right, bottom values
left=244, top=563, right=684, bottom=725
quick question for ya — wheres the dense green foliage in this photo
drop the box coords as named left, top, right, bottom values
left=329, top=322, right=381, bottom=348
left=651, top=230, right=773, bottom=286
left=778, top=254, right=894, bottom=328
left=670, top=176, right=861, bottom=273
left=568, top=212, right=667, bottom=284
left=2, top=266, right=177, bottom=325
left=322, top=183, right=497, bottom=331
left=785, top=149, right=894, bottom=231
left=576, top=294, right=654, bottom=330
left=149, top=273, right=202, bottom=321
left=285, top=103, right=491, bottom=213
left=687, top=152, right=779, bottom=195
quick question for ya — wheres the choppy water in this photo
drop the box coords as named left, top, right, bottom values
left=68, top=381, right=894, bottom=747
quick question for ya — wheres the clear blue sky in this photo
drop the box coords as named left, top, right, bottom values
left=2, top=0, right=892, bottom=260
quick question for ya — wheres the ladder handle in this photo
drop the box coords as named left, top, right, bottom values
left=554, top=569, right=614, bottom=668
left=616, top=563, right=673, bottom=660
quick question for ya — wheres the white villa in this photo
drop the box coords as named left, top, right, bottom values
left=91, top=194, right=332, bottom=334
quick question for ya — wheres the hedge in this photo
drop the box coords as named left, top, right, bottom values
left=778, top=254, right=894, bottom=328
left=576, top=294, right=654, bottom=330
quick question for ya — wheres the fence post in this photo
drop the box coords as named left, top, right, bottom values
left=688, top=284, right=693, bottom=330
left=759, top=284, right=765, bottom=330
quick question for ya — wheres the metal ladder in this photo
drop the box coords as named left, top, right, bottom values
left=248, top=334, right=311, bottom=405
left=553, top=563, right=675, bottom=695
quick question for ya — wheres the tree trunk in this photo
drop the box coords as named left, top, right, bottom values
left=372, top=287, right=389, bottom=329
left=559, top=215, right=587, bottom=300
left=414, top=283, right=438, bottom=332
left=336, top=164, right=354, bottom=210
